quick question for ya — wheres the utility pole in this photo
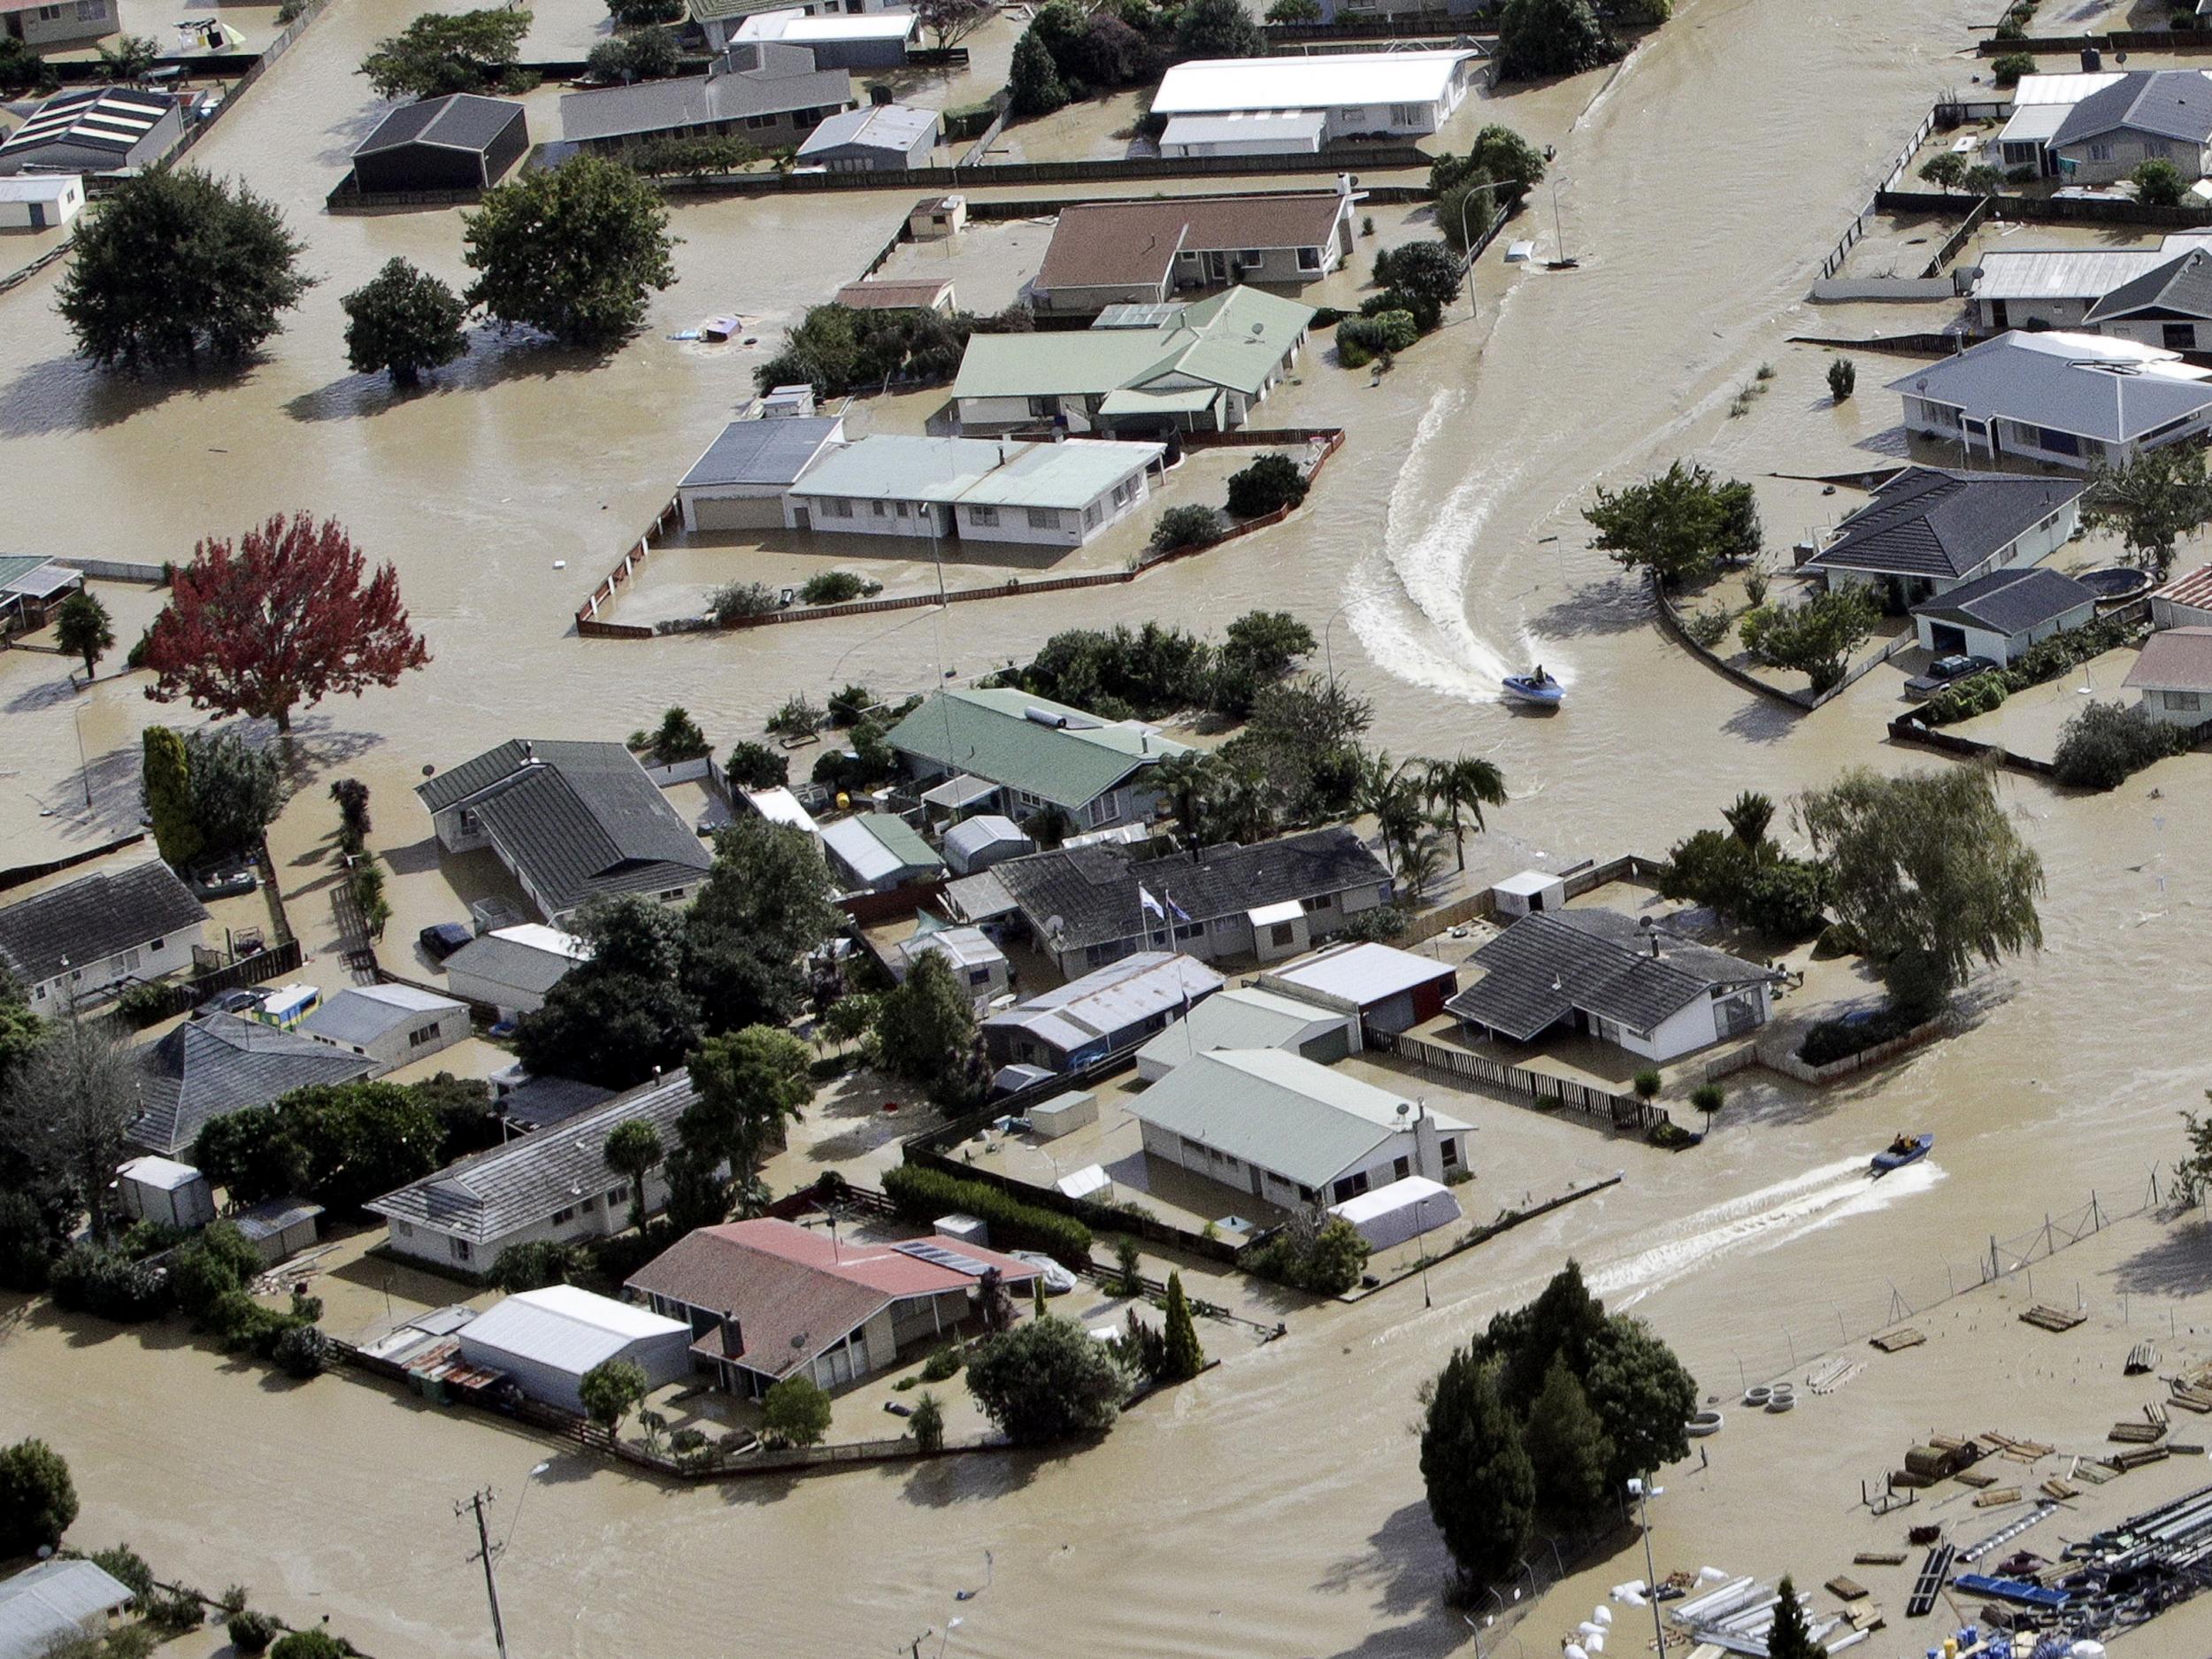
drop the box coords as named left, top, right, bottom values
left=457, top=1488, right=509, bottom=1659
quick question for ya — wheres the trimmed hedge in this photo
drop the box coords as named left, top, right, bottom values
left=883, top=1164, right=1093, bottom=1267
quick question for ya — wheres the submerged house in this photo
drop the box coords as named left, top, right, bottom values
left=782, top=434, right=1166, bottom=549
left=558, top=41, right=851, bottom=152
left=0, top=860, right=208, bottom=1010
left=981, top=950, right=1225, bottom=1072
left=882, top=687, right=1190, bottom=833
left=2047, top=69, right=2212, bottom=185
left=1801, top=465, right=2084, bottom=609
left=1029, top=186, right=1358, bottom=317
left=1909, top=566, right=2098, bottom=664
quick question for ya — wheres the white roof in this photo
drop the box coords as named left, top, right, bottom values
left=1160, top=111, right=1326, bottom=143
left=1135, top=984, right=1341, bottom=1072
left=1272, top=941, right=1453, bottom=1005
left=0, top=1559, right=134, bottom=1659
left=985, top=951, right=1225, bottom=1050
left=736, top=6, right=917, bottom=41
left=744, top=786, right=819, bottom=835
left=798, top=101, right=938, bottom=157
left=493, top=923, right=590, bottom=959
left=1330, top=1172, right=1453, bottom=1226
left=2010, top=71, right=2124, bottom=106
left=1151, top=50, right=1475, bottom=117
left=302, top=983, right=465, bottom=1045
left=898, top=925, right=1006, bottom=972
left=1056, top=1163, right=1112, bottom=1198
left=1494, top=869, right=1565, bottom=896
left=118, top=1154, right=202, bottom=1191
left=1996, top=103, right=2070, bottom=145
left=0, top=174, right=79, bottom=202
left=1970, top=247, right=2170, bottom=302
left=457, top=1284, right=688, bottom=1376
left=788, top=434, right=1162, bottom=511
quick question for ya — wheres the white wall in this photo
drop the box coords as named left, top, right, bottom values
left=381, top=1167, right=674, bottom=1273
left=2139, top=684, right=2212, bottom=725
left=787, top=493, right=955, bottom=537
left=27, top=923, right=204, bottom=1009
left=1913, top=600, right=2093, bottom=664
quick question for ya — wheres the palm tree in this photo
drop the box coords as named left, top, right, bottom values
left=1201, top=760, right=1272, bottom=847
left=95, top=34, right=161, bottom=81
left=1358, top=752, right=1435, bottom=891
left=1721, top=789, right=1774, bottom=851
left=603, top=1118, right=664, bottom=1232
left=1152, top=750, right=1215, bottom=842
left=1420, top=755, right=1508, bottom=872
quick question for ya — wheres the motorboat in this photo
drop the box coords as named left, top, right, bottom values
left=1871, top=1132, right=1932, bottom=1176
left=1502, top=668, right=1563, bottom=708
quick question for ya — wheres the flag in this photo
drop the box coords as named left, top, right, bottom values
left=1167, top=895, right=1190, bottom=922
left=1139, top=886, right=1164, bottom=919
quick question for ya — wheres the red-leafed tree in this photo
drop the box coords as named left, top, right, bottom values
left=144, top=513, right=431, bottom=733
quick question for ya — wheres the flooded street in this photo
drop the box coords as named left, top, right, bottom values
left=9, top=0, right=2212, bottom=1651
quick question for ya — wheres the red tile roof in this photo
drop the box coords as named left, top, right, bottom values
left=1038, top=192, right=1346, bottom=293
left=833, top=278, right=954, bottom=311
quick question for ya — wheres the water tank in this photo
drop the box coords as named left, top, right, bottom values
left=2081, top=46, right=2101, bottom=70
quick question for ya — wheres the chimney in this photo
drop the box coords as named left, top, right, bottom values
left=1411, top=1099, right=1445, bottom=1183
left=1648, top=933, right=1661, bottom=958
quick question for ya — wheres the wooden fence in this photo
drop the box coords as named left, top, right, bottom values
left=1755, top=1015, right=1947, bottom=1086
left=0, top=831, right=149, bottom=895
left=1367, top=1028, right=1668, bottom=1134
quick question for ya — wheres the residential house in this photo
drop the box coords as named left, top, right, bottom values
left=0, top=173, right=84, bottom=232
left=0, top=85, right=182, bottom=176
left=415, top=739, right=713, bottom=926
left=349, top=94, right=528, bottom=193
left=1447, top=909, right=1786, bottom=1064
left=949, top=826, right=1395, bottom=978
left=558, top=42, right=851, bottom=153
left=1029, top=185, right=1357, bottom=317
left=891, top=925, right=1010, bottom=1011
left=0, top=0, right=113, bottom=48
left=440, top=923, right=591, bottom=1022
left=1148, top=50, right=1479, bottom=144
left=1967, top=247, right=2176, bottom=331
left=1801, top=465, right=2085, bottom=609
left=130, top=1012, right=378, bottom=1158
left=0, top=1560, right=134, bottom=1659
left=0, top=860, right=209, bottom=1010
left=2123, top=625, right=2212, bottom=725
left=1990, top=69, right=2126, bottom=177
left=941, top=813, right=1033, bottom=874
left=2152, top=562, right=2212, bottom=628
left=689, top=0, right=907, bottom=52
left=366, top=1075, right=694, bottom=1273
left=1128, top=1048, right=1469, bottom=1210
left=820, top=812, right=946, bottom=891
left=1888, top=331, right=2212, bottom=471
left=734, top=7, right=918, bottom=67
left=626, top=1217, right=1042, bottom=1395
left=1909, top=565, right=2098, bottom=663
left=783, top=434, right=1166, bottom=549
left=2079, top=245, right=2212, bottom=350
left=453, top=1284, right=693, bottom=1413
left=0, top=555, right=81, bottom=636
left=951, top=286, right=1316, bottom=434
left=831, top=276, right=958, bottom=313
left=1259, top=940, right=1459, bottom=1036
left=2048, top=69, right=2212, bottom=185
left=1133, top=983, right=1358, bottom=1081
left=881, top=686, right=1192, bottom=833
left=300, top=983, right=472, bottom=1070
left=795, top=101, right=939, bottom=170
left=981, top=950, right=1225, bottom=1072
left=676, top=414, right=845, bottom=533
left=908, top=193, right=966, bottom=239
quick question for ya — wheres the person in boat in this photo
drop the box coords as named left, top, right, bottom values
left=1531, top=664, right=1548, bottom=685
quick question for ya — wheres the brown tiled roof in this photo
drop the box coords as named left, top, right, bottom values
left=834, top=278, right=952, bottom=311
left=2125, top=625, right=2212, bottom=691
left=1038, top=193, right=1345, bottom=292
left=2154, top=562, right=2212, bottom=613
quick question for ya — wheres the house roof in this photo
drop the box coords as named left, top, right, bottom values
left=786, top=434, right=1162, bottom=511
left=821, top=813, right=944, bottom=886
left=735, top=7, right=917, bottom=42
left=559, top=47, right=849, bottom=143
left=2085, top=246, right=2212, bottom=325
left=625, top=1217, right=1038, bottom=1380
left=1886, top=332, right=2212, bottom=445
left=496, top=1072, right=617, bottom=1131
left=1266, top=940, right=1456, bottom=1009
left=0, top=85, right=176, bottom=167
left=882, top=687, right=1189, bottom=812
left=741, top=787, right=819, bottom=835
left=2051, top=69, right=2212, bottom=150
left=132, top=1013, right=377, bottom=1158
left=0, top=175, right=78, bottom=204
left=300, top=983, right=466, bottom=1047
left=678, top=415, right=844, bottom=490
left=1446, top=910, right=1784, bottom=1043
left=414, top=740, right=711, bottom=916
left=985, top=950, right=1224, bottom=1053
left=1910, top=565, right=2097, bottom=635
left=0, top=859, right=208, bottom=988
left=367, top=1075, right=695, bottom=1244
left=1128, top=1048, right=1468, bottom=1189
left=1134, top=984, right=1343, bottom=1072
left=118, top=1154, right=201, bottom=1191
left=2124, top=624, right=2212, bottom=690
left=832, top=277, right=955, bottom=311
left=1807, top=466, right=2084, bottom=581
left=1150, top=50, right=1475, bottom=117
left=0, top=1559, right=134, bottom=1659
left=953, top=286, right=1315, bottom=403
left=457, top=1284, right=688, bottom=1376
left=942, top=814, right=1028, bottom=860
left=797, top=101, right=937, bottom=157
left=1037, top=191, right=1348, bottom=293
left=442, top=925, right=591, bottom=996
left=0, top=557, right=76, bottom=600
left=983, top=826, right=1392, bottom=952
left=2154, top=561, right=2212, bottom=613
left=354, top=93, right=523, bottom=158
left=2011, top=70, right=2125, bottom=106
left=1970, top=248, right=2170, bottom=304
left=895, top=924, right=1005, bottom=975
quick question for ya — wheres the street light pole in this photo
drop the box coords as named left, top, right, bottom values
left=1322, top=599, right=1354, bottom=689
left=1631, top=1477, right=1665, bottom=1658
left=1455, top=180, right=1513, bottom=321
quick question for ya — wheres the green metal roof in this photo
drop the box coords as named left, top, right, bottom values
left=952, top=286, right=1316, bottom=404
left=884, top=687, right=1190, bottom=812
left=855, top=810, right=941, bottom=870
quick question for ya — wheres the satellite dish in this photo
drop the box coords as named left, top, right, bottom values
left=1045, top=914, right=1066, bottom=941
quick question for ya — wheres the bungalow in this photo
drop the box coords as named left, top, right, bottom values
left=2123, top=625, right=2212, bottom=725
left=881, top=686, right=1192, bottom=833
left=1129, top=1048, right=1469, bottom=1210
left=439, top=923, right=590, bottom=1022
left=1148, top=50, right=1479, bottom=144
left=783, top=434, right=1166, bottom=549
left=1888, top=331, right=2212, bottom=472
left=2048, top=70, right=2212, bottom=185
left=0, top=1560, right=134, bottom=1659
left=2078, top=244, right=2212, bottom=351
left=366, top=1074, right=694, bottom=1273
left=1801, top=466, right=2085, bottom=609
left=299, top=983, right=472, bottom=1070
left=676, top=413, right=845, bottom=533
left=1909, top=565, right=2098, bottom=664
left=891, top=925, right=1010, bottom=1011
left=626, top=1217, right=1042, bottom=1395
left=1030, top=185, right=1357, bottom=317
left=0, top=173, right=84, bottom=232
left=0, top=860, right=209, bottom=1010
left=1259, top=940, right=1459, bottom=1036
left=0, top=0, right=114, bottom=45
left=1967, top=247, right=2176, bottom=332
left=0, top=85, right=182, bottom=176
left=819, top=811, right=945, bottom=891
left=1447, top=909, right=1786, bottom=1064
left=688, top=0, right=907, bottom=53
left=1990, top=69, right=2125, bottom=178
left=558, top=42, right=851, bottom=153
left=415, top=739, right=713, bottom=926
left=1133, top=983, right=1358, bottom=1081
left=952, top=286, right=1316, bottom=435
left=831, top=276, right=957, bottom=314
left=981, top=950, right=1225, bottom=1072
left=733, top=7, right=918, bottom=68
left=130, top=1012, right=377, bottom=1158
left=795, top=101, right=939, bottom=171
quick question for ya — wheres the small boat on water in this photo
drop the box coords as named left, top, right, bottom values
left=1871, top=1132, right=1932, bottom=1176
left=1502, top=668, right=1563, bottom=708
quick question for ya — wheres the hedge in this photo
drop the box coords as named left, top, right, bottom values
left=882, top=1164, right=1094, bottom=1267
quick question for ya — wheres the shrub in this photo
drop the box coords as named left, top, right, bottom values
left=919, top=1344, right=964, bottom=1383
left=1690, top=1083, right=1724, bottom=1116
left=273, top=1323, right=330, bottom=1379
left=1989, top=51, right=2033, bottom=86
left=2135, top=157, right=2188, bottom=208
left=0, top=1439, right=76, bottom=1556
left=800, top=570, right=867, bottom=605
left=1357, top=287, right=1440, bottom=332
left=2054, top=700, right=2193, bottom=789
left=881, top=1164, right=1093, bottom=1265
left=711, top=581, right=779, bottom=623
left=1632, top=1068, right=1661, bottom=1101
left=1647, top=1119, right=1695, bottom=1149
left=1151, top=503, right=1221, bottom=550
left=1827, top=357, right=1855, bottom=401
left=92, top=1545, right=155, bottom=1602
left=1682, top=605, right=1731, bottom=648
left=910, top=1389, right=946, bottom=1452
left=271, top=1632, right=349, bottom=1659
left=145, top=1588, right=208, bottom=1636
left=1243, top=1216, right=1370, bottom=1295
left=965, top=1317, right=1133, bottom=1445
left=48, top=1244, right=170, bottom=1322
left=1799, top=1004, right=1923, bottom=1067
left=228, top=1611, right=281, bottom=1655
left=762, top=1373, right=833, bottom=1448
left=1225, top=454, right=1310, bottom=518
left=491, top=1238, right=586, bottom=1291
left=1923, top=670, right=2008, bottom=726
left=166, top=1222, right=264, bottom=1322
left=724, top=740, right=788, bottom=789
left=115, top=979, right=173, bottom=1027
left=1338, top=311, right=1417, bottom=364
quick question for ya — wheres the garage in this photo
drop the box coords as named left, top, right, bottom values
left=677, top=414, right=849, bottom=534
left=455, top=1284, right=693, bottom=1413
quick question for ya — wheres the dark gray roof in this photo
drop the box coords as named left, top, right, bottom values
left=299, top=983, right=464, bottom=1046
left=498, top=1074, right=617, bottom=1131
left=680, top=416, right=844, bottom=489
left=0, top=861, right=208, bottom=987
left=987, top=827, right=1391, bottom=952
left=1807, top=466, right=2084, bottom=582
left=558, top=45, right=849, bottom=144
left=233, top=1195, right=325, bottom=1242
left=131, top=1013, right=377, bottom=1158
left=1446, top=910, right=1782, bottom=1043
left=415, top=740, right=711, bottom=917
left=1911, top=565, right=2097, bottom=635
left=366, top=1075, right=692, bottom=1245
left=2085, top=247, right=2212, bottom=323
left=0, top=84, right=178, bottom=169
left=355, top=93, right=525, bottom=157
left=2053, top=70, right=2212, bottom=150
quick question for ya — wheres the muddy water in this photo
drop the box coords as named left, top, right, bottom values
left=10, top=0, right=2212, bottom=1652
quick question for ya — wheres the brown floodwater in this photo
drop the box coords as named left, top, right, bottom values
left=11, top=0, right=2212, bottom=1651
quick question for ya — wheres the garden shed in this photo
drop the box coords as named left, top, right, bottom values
left=455, top=1284, right=693, bottom=1413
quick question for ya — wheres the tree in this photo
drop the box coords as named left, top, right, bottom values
left=0, top=1438, right=77, bottom=1556
left=1421, top=755, right=1507, bottom=871
left=579, top=1357, right=649, bottom=1431
left=1583, top=460, right=1760, bottom=588
left=518, top=898, right=701, bottom=1089
left=1265, top=0, right=1322, bottom=17
left=1799, top=764, right=2044, bottom=1018
left=761, top=1373, right=833, bottom=1448
left=965, top=1316, right=1133, bottom=1446
left=191, top=1108, right=308, bottom=1207
left=359, top=7, right=531, bottom=98
left=1212, top=610, right=1314, bottom=715
left=2135, top=157, right=2187, bottom=207
left=489, top=1239, right=585, bottom=1291
left=1225, top=454, right=1310, bottom=518
left=1722, top=788, right=1772, bottom=849
left=2053, top=700, right=2192, bottom=790
left=1522, top=1356, right=1613, bottom=1531
left=1371, top=240, right=1462, bottom=309
left=724, top=741, right=788, bottom=790
left=341, top=258, right=470, bottom=388
left=1765, top=1578, right=1821, bottom=1659
left=1432, top=122, right=1546, bottom=208
left=1159, top=1271, right=1205, bottom=1382
left=588, top=27, right=680, bottom=81
left=271, top=1633, right=349, bottom=1659
left=183, top=727, right=282, bottom=856
left=1962, top=163, right=2006, bottom=196
left=141, top=726, right=202, bottom=869
left=1919, top=152, right=1968, bottom=193
left=93, top=31, right=157, bottom=79
left=1739, top=585, right=1878, bottom=695
left=56, top=592, right=114, bottom=682
left=144, top=514, right=430, bottom=734
left=1151, top=503, right=1221, bottom=551
left=276, top=1081, right=446, bottom=1210
left=606, top=0, right=680, bottom=23
left=1007, top=27, right=1069, bottom=115
left=681, top=817, right=841, bottom=1033
left=682, top=1025, right=811, bottom=1186
left=55, top=169, right=312, bottom=373
left=1828, top=357, right=1855, bottom=402
left=916, top=0, right=993, bottom=47
left=910, top=1389, right=946, bottom=1452
left=870, top=951, right=983, bottom=1109
left=6, top=1009, right=139, bottom=1244
left=649, top=706, right=710, bottom=762
left=1177, top=0, right=1263, bottom=56
left=2084, top=442, right=2212, bottom=580
left=603, top=1118, right=664, bottom=1231
left=1494, top=0, right=1619, bottom=81
left=1419, top=1351, right=1535, bottom=1586
left=463, top=155, right=676, bottom=347
left=1067, top=12, right=1147, bottom=87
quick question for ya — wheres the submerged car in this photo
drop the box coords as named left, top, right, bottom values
left=1903, top=653, right=1999, bottom=700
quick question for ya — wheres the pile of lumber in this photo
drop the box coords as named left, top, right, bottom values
left=2168, top=1378, right=2212, bottom=1414
left=2021, top=1305, right=2086, bottom=1333
left=1973, top=1487, right=2024, bottom=1509
left=2126, top=1340, right=2159, bottom=1376
left=2107, top=1445, right=2170, bottom=1473
left=2109, top=1421, right=2168, bottom=1445
left=1871, top=1328, right=1925, bottom=1353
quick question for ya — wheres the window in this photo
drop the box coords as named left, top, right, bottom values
left=872, top=500, right=889, bottom=517
left=113, top=948, right=141, bottom=976
left=1393, top=1156, right=1411, bottom=1180
left=658, top=887, right=686, bottom=902
left=968, top=966, right=993, bottom=987
left=1440, top=1138, right=1459, bottom=1167
left=35, top=5, right=62, bottom=18
left=745, top=113, right=776, bottom=130
left=75, top=0, right=104, bottom=17
left=1300, top=893, right=1333, bottom=912
left=2088, top=142, right=2112, bottom=161
left=408, top=1022, right=440, bottom=1048
left=32, top=985, right=45, bottom=1002
left=969, top=503, right=998, bottom=526
left=1297, top=246, right=1322, bottom=272
left=1027, top=396, right=1054, bottom=418
left=894, top=501, right=911, bottom=518
left=2037, top=427, right=2081, bottom=457
left=824, top=496, right=853, bottom=518
left=450, top=1238, right=473, bottom=1263
left=69, top=968, right=82, bottom=983
left=150, top=936, right=165, bottom=952
left=583, top=1194, right=598, bottom=1210
left=1237, top=250, right=1263, bottom=269
left=1297, top=1185, right=1317, bottom=1202
left=2169, top=689, right=2205, bottom=711
left=608, top=1187, right=626, bottom=1205
left=2168, top=324, right=2198, bottom=351
left=1026, top=506, right=1061, bottom=530
left=1269, top=922, right=1294, bottom=948
left=1174, top=920, right=1202, bottom=942
left=1083, top=503, right=1102, bottom=529
left=1181, top=1135, right=1207, bottom=1156
left=552, top=1205, right=578, bottom=1225
left=1388, top=103, right=1422, bottom=126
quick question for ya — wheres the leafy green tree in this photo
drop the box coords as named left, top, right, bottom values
left=490, top=1239, right=585, bottom=1291
left=1765, top=1577, right=1821, bottom=1659
left=518, top=897, right=702, bottom=1088
left=1176, top=0, right=1263, bottom=55
left=2054, top=700, right=2193, bottom=790
left=681, top=816, right=841, bottom=1033
left=681, top=1025, right=811, bottom=1186
left=1151, top=503, right=1221, bottom=552
left=603, top=1118, right=664, bottom=1230
left=1919, top=152, right=1969, bottom=192
left=1739, top=584, right=1878, bottom=695
left=1371, top=240, right=1462, bottom=309
left=1419, top=1351, right=1535, bottom=1585
left=1432, top=122, right=1546, bottom=207
left=342, top=258, right=470, bottom=388
left=183, top=727, right=282, bottom=857
left=1494, top=0, right=1619, bottom=80
left=280, top=1080, right=446, bottom=1210
left=142, top=726, right=202, bottom=869
left=1583, top=460, right=1761, bottom=588
left=1522, top=1355, right=1613, bottom=1530
left=579, top=1357, right=649, bottom=1430
left=965, top=1316, right=1133, bottom=1445
left=1421, top=755, right=1507, bottom=871
left=271, top=1632, right=349, bottom=1659
left=1478, top=1258, right=1611, bottom=1410
left=724, top=741, right=788, bottom=790
left=1225, top=453, right=1310, bottom=518
left=869, top=951, right=983, bottom=1109
left=910, top=1389, right=946, bottom=1452
left=463, top=154, right=675, bottom=347
left=1265, top=0, right=1321, bottom=15
left=1962, top=163, right=2006, bottom=196
left=166, top=1221, right=265, bottom=1321
left=588, top=26, right=680, bottom=81
left=2135, top=157, right=2187, bottom=207
left=917, top=0, right=993, bottom=47
left=1160, top=1271, right=1204, bottom=1382
left=1210, top=610, right=1313, bottom=715
left=0, top=36, right=57, bottom=96
left=191, top=1106, right=307, bottom=1207
left=648, top=705, right=710, bottom=762
left=1007, top=27, right=1069, bottom=114
left=0, top=1438, right=78, bottom=1555
left=90, top=1544, right=154, bottom=1602
left=56, top=169, right=312, bottom=373
left=56, top=592, right=114, bottom=681
left=2085, top=442, right=2212, bottom=580
left=1798, top=764, right=2044, bottom=1018
left=359, top=7, right=531, bottom=98
left=1828, top=357, right=1855, bottom=401
left=761, top=1373, right=833, bottom=1447
left=1586, top=1315, right=1699, bottom=1490
left=607, top=0, right=680, bottom=24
